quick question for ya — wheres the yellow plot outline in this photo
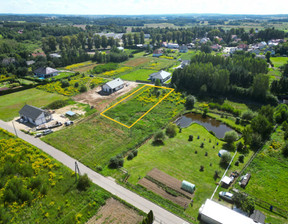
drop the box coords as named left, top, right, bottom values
left=100, top=84, right=174, bottom=128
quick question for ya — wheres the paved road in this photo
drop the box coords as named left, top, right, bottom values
left=0, top=120, right=190, bottom=224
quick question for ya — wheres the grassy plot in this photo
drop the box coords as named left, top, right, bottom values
left=0, top=88, right=67, bottom=121
left=123, top=123, right=245, bottom=220
left=0, top=128, right=111, bottom=224
left=102, top=85, right=175, bottom=127
left=144, top=58, right=177, bottom=70
left=120, top=69, right=157, bottom=81
left=124, top=57, right=152, bottom=67
left=270, top=57, right=288, bottom=68
left=43, top=90, right=185, bottom=168
left=236, top=126, right=288, bottom=213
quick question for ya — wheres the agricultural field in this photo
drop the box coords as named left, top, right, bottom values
left=43, top=88, right=185, bottom=169
left=124, top=57, right=152, bottom=67
left=235, top=126, right=288, bottom=224
left=123, top=123, right=253, bottom=220
left=0, top=88, right=67, bottom=121
left=0, top=128, right=111, bottom=223
left=270, top=57, right=288, bottom=68
left=120, top=69, right=157, bottom=81
left=37, top=75, right=106, bottom=96
left=99, top=66, right=132, bottom=77
left=102, top=85, right=176, bottom=127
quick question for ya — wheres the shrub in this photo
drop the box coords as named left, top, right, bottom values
left=235, top=161, right=239, bottom=166
left=205, top=152, right=208, bottom=156
left=96, top=165, right=103, bottom=172
left=224, top=131, right=238, bottom=144
left=77, top=174, right=91, bottom=191
left=90, top=83, right=96, bottom=89
left=45, top=100, right=69, bottom=109
left=238, top=154, right=245, bottom=163
left=200, top=165, right=204, bottom=171
left=165, top=123, right=178, bottom=138
left=153, top=131, right=165, bottom=144
left=79, top=85, right=87, bottom=93
left=214, top=170, right=220, bottom=180
left=74, top=82, right=79, bottom=88
left=188, top=135, right=193, bottom=141
left=61, top=80, right=70, bottom=88
left=132, top=149, right=138, bottom=157
left=108, top=156, right=124, bottom=169
left=127, top=152, right=134, bottom=160
left=241, top=110, right=256, bottom=121
left=195, top=150, right=198, bottom=154
left=220, top=152, right=232, bottom=167
left=200, top=142, right=204, bottom=148
left=282, top=143, right=288, bottom=157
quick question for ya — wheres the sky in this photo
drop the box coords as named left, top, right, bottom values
left=1, top=0, right=288, bottom=15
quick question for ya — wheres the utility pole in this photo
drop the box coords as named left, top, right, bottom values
left=75, top=161, right=81, bottom=182
left=12, top=121, right=18, bottom=137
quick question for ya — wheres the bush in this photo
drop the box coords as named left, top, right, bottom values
left=188, top=135, right=193, bottom=141
left=77, top=174, right=91, bottom=191
left=108, top=156, right=124, bottom=169
left=153, top=131, right=165, bottom=144
left=74, top=82, right=79, bottom=88
left=282, top=143, right=288, bottom=157
left=79, top=85, right=87, bottom=93
left=61, top=80, right=70, bottom=88
left=165, top=123, right=178, bottom=138
left=96, top=165, right=103, bottom=171
left=200, top=142, right=204, bottom=148
left=205, top=152, right=208, bottom=156
left=132, top=149, right=138, bottom=157
left=224, top=131, right=238, bottom=144
left=241, top=110, right=256, bottom=121
left=238, top=154, right=245, bottom=163
left=220, top=152, right=232, bottom=167
left=45, top=100, right=69, bottom=109
left=200, top=165, right=204, bottom=171
left=235, top=161, right=239, bottom=166
left=127, top=152, right=134, bottom=160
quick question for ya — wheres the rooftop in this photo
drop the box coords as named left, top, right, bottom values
left=104, top=78, right=124, bottom=89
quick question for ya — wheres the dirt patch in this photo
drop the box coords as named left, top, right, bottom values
left=72, top=81, right=138, bottom=112
left=146, top=168, right=193, bottom=198
left=124, top=57, right=151, bottom=67
left=86, top=198, right=143, bottom=224
left=138, top=178, right=191, bottom=208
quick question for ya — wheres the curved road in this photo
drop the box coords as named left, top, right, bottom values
left=0, top=120, right=189, bottom=224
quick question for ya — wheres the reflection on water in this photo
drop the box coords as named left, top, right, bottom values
left=175, top=113, right=235, bottom=139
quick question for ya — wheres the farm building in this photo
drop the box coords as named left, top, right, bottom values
left=148, top=70, right=171, bottom=83
left=34, top=67, right=59, bottom=78
left=102, top=78, right=124, bottom=93
left=19, top=104, right=52, bottom=126
left=199, top=199, right=256, bottom=224
left=179, top=45, right=188, bottom=53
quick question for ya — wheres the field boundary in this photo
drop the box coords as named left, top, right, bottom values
left=100, top=84, right=174, bottom=128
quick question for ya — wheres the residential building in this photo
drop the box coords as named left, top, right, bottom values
left=148, top=70, right=171, bottom=83
left=211, top=44, right=222, bottom=51
left=153, top=49, right=163, bottom=57
left=102, top=78, right=124, bottom=93
left=34, top=67, right=59, bottom=78
left=49, top=53, right=61, bottom=58
left=167, top=43, right=179, bottom=49
left=19, top=104, right=52, bottom=126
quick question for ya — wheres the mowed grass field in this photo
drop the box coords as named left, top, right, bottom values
left=0, top=88, right=67, bottom=121
left=43, top=88, right=185, bottom=169
left=120, top=69, right=157, bottom=81
left=124, top=123, right=251, bottom=220
left=270, top=57, right=288, bottom=68
left=237, top=126, right=288, bottom=213
left=124, top=57, right=152, bottom=67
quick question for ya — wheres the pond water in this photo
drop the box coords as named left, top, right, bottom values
left=175, top=113, right=235, bottom=139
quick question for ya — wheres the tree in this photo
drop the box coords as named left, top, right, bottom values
left=77, top=174, right=91, bottom=191
left=108, top=37, right=116, bottom=48
left=251, top=114, right=273, bottom=140
left=47, top=36, right=57, bottom=52
left=94, top=35, right=101, bottom=49
left=122, top=34, right=127, bottom=47
left=127, top=34, right=133, bottom=46
left=224, top=131, right=238, bottom=144
left=87, top=36, right=93, bottom=50
left=165, top=123, right=178, bottom=138
left=233, top=192, right=255, bottom=215
left=185, top=95, right=196, bottom=110
left=282, top=142, right=288, bottom=157
left=101, top=35, right=108, bottom=49
left=153, top=131, right=165, bottom=144
left=140, top=31, right=145, bottom=44
left=251, top=74, right=269, bottom=99
left=265, top=51, right=271, bottom=62
left=142, top=210, right=154, bottom=224
left=154, top=79, right=161, bottom=86
left=134, top=33, right=140, bottom=45
left=220, top=152, right=232, bottom=167
left=241, top=110, right=256, bottom=121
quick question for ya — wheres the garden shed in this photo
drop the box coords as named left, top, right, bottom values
left=181, top=180, right=195, bottom=194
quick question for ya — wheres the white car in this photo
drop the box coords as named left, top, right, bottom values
left=219, top=191, right=234, bottom=202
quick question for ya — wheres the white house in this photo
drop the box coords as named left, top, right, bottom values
left=34, top=67, right=59, bottom=78
left=102, top=78, right=124, bottom=93
left=149, top=70, right=171, bottom=83
left=199, top=199, right=257, bottom=224
left=19, top=104, right=52, bottom=126
left=167, top=43, right=179, bottom=49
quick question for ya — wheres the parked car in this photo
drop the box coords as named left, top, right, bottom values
left=65, top=121, right=74, bottom=126
left=42, top=129, right=53, bottom=135
left=35, top=133, right=42, bottom=138
left=219, top=191, right=234, bottom=202
left=89, top=75, right=94, bottom=77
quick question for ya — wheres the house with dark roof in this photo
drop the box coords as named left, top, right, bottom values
left=34, top=67, right=59, bottom=78
left=19, top=105, right=52, bottom=126
left=102, top=78, right=124, bottom=94
left=148, top=70, right=171, bottom=84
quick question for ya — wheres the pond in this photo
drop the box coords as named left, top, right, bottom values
left=175, top=113, right=235, bottom=139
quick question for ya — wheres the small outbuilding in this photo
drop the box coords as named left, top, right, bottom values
left=66, top=111, right=76, bottom=117
left=19, top=104, right=52, bottom=126
left=181, top=180, right=195, bottom=194
left=102, top=78, right=124, bottom=94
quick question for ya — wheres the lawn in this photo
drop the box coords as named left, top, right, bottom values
left=270, top=57, right=288, bottom=68
left=120, top=69, right=157, bottom=81
left=144, top=58, right=177, bottom=70
left=43, top=89, right=185, bottom=169
left=123, top=123, right=248, bottom=220
left=179, top=50, right=197, bottom=60
left=0, top=88, right=67, bottom=121
left=53, top=72, right=75, bottom=80
left=235, top=126, right=288, bottom=218
left=124, top=57, right=152, bottom=67
left=0, top=128, right=111, bottom=223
